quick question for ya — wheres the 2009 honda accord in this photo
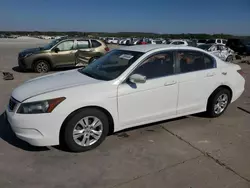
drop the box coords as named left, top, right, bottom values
left=6, top=45, right=245, bottom=152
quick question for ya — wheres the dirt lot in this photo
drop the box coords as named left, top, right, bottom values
left=0, top=38, right=250, bottom=188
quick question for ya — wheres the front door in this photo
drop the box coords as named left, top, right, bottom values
left=51, top=40, right=76, bottom=67
left=176, top=50, right=219, bottom=115
left=118, top=51, right=178, bottom=127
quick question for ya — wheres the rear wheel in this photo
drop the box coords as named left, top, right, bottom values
left=206, top=88, right=231, bottom=117
left=34, top=60, right=50, bottom=73
left=61, top=108, right=109, bottom=152
left=226, top=55, right=233, bottom=62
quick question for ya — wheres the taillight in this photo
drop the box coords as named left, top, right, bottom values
left=237, top=70, right=244, bottom=77
left=105, top=47, right=109, bottom=52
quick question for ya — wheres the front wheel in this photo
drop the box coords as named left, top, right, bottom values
left=62, top=108, right=109, bottom=152
left=34, top=60, right=50, bottom=73
left=226, top=55, right=233, bottom=62
left=206, top=88, right=231, bottom=118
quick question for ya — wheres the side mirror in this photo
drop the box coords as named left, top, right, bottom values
left=53, top=47, right=60, bottom=53
left=129, top=74, right=146, bottom=84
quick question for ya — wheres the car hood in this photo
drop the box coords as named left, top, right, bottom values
left=19, top=47, right=43, bottom=57
left=12, top=70, right=102, bottom=102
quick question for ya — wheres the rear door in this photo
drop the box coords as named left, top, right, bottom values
left=176, top=50, right=219, bottom=115
left=75, top=39, right=93, bottom=65
left=90, top=39, right=106, bottom=56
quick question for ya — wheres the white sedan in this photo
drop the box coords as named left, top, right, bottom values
left=6, top=45, right=245, bottom=152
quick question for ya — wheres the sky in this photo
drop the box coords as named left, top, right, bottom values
left=0, top=0, right=250, bottom=35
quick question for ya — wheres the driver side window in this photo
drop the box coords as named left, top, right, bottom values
left=56, top=40, right=74, bottom=51
left=133, top=52, right=174, bottom=80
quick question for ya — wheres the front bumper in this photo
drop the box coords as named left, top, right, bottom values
left=18, top=58, right=27, bottom=70
left=5, top=106, right=63, bottom=147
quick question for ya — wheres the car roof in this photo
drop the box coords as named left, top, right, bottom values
left=118, top=44, right=200, bottom=53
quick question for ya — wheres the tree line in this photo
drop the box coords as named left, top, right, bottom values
left=0, top=31, right=249, bottom=39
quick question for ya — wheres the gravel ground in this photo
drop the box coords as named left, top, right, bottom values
left=0, top=38, right=250, bottom=188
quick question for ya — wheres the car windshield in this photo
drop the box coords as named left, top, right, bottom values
left=42, top=38, right=63, bottom=50
left=198, top=44, right=213, bottom=50
left=79, top=50, right=144, bottom=81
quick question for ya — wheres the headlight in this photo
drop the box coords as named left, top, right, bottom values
left=17, top=97, right=66, bottom=114
left=24, top=53, right=33, bottom=58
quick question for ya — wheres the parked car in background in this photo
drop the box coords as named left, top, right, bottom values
left=198, top=44, right=234, bottom=62
left=196, top=39, right=207, bottom=46
left=121, top=38, right=134, bottom=45
left=133, top=38, right=149, bottom=45
left=166, top=40, right=187, bottom=45
left=0, top=34, right=7, bottom=38
left=149, top=39, right=166, bottom=44
left=206, top=39, right=227, bottom=45
left=167, top=39, right=197, bottom=47
left=18, top=38, right=109, bottom=73
left=75, top=39, right=109, bottom=66
left=106, top=37, right=119, bottom=44
left=226, top=38, right=250, bottom=55
left=7, top=45, right=245, bottom=152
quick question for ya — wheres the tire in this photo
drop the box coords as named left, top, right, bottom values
left=34, top=60, right=50, bottom=73
left=89, top=57, right=99, bottom=64
left=206, top=88, right=231, bottom=118
left=62, top=108, right=109, bottom=152
left=226, top=55, right=233, bottom=62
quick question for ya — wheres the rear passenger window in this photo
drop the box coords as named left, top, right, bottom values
left=177, top=51, right=215, bottom=73
left=178, top=41, right=185, bottom=45
left=91, top=40, right=102, bottom=48
left=76, top=40, right=89, bottom=49
left=204, top=54, right=216, bottom=69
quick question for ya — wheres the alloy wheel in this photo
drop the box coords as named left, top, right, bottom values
left=36, top=62, right=49, bottom=73
left=72, top=116, right=103, bottom=147
left=214, top=94, right=228, bottom=114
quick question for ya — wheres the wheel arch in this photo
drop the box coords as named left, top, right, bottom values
left=59, top=105, right=115, bottom=144
left=32, top=57, right=53, bottom=69
left=207, top=85, right=233, bottom=109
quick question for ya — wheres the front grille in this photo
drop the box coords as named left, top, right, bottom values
left=9, top=97, right=18, bottom=111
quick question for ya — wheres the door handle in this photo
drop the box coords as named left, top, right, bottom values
left=206, top=72, right=216, bottom=77
left=164, top=80, right=177, bottom=86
